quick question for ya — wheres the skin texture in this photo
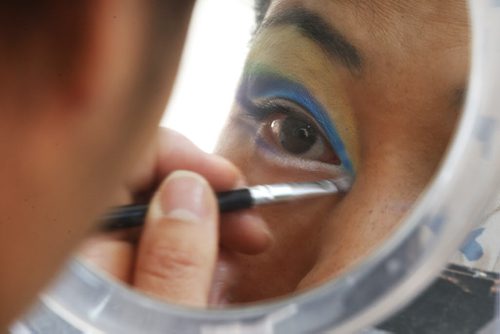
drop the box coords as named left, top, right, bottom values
left=0, top=0, right=203, bottom=328
left=215, top=0, right=470, bottom=303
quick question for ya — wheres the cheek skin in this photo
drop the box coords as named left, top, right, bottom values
left=216, top=110, right=425, bottom=301
left=225, top=200, right=336, bottom=302
left=296, top=160, right=426, bottom=290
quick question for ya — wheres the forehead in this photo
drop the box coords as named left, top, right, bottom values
left=332, top=0, right=468, bottom=19
left=268, top=0, right=468, bottom=19
left=255, top=0, right=470, bottom=140
left=266, top=0, right=469, bottom=44
left=263, top=0, right=470, bottom=83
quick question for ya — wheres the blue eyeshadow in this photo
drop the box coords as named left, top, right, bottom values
left=237, top=72, right=355, bottom=175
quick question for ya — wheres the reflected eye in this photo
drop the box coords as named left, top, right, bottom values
left=271, top=117, right=317, bottom=154
left=251, top=99, right=341, bottom=165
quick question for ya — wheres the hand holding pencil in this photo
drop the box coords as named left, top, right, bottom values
left=79, top=128, right=272, bottom=306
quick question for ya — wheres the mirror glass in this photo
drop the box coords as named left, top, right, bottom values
left=78, top=0, right=471, bottom=309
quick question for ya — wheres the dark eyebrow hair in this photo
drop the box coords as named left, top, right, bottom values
left=259, top=7, right=363, bottom=72
left=254, top=0, right=271, bottom=28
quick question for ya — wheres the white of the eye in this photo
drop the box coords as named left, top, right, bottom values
left=299, top=135, right=327, bottom=160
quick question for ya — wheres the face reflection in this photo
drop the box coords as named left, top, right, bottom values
left=215, top=0, right=469, bottom=304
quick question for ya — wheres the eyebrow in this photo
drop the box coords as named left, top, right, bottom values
left=260, top=7, right=363, bottom=72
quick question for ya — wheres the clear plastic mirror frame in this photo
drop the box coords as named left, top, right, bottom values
left=16, top=1, right=500, bottom=333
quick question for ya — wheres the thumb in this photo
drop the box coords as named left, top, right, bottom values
left=133, top=171, right=219, bottom=307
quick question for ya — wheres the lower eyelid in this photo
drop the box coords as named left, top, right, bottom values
left=254, top=134, right=348, bottom=177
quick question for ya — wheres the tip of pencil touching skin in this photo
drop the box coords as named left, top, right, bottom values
left=330, top=176, right=353, bottom=193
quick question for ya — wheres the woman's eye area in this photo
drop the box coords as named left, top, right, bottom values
left=258, top=108, right=341, bottom=165
left=271, top=117, right=317, bottom=154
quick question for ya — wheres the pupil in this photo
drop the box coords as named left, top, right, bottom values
left=279, top=117, right=317, bottom=154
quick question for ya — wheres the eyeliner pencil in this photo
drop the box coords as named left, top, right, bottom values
left=100, top=178, right=350, bottom=231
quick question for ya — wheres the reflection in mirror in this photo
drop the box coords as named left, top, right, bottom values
left=79, top=0, right=470, bottom=308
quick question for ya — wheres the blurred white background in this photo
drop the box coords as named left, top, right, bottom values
left=161, top=0, right=254, bottom=152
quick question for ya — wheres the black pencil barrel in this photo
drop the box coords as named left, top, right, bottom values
left=217, top=189, right=253, bottom=212
left=100, top=189, right=254, bottom=231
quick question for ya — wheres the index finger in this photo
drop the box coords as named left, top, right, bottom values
left=128, top=128, right=243, bottom=193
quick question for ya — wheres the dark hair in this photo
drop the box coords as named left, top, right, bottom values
left=0, top=2, right=91, bottom=87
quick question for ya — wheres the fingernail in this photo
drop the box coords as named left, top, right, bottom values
left=157, top=171, right=213, bottom=223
